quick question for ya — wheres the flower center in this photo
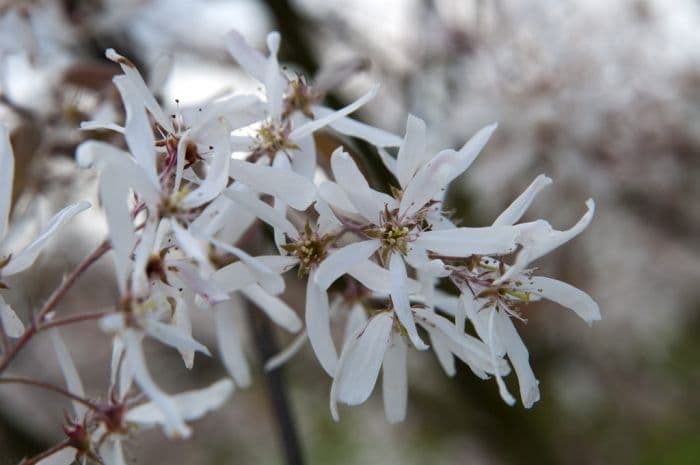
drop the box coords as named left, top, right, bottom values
left=252, top=121, right=299, bottom=160
left=282, top=224, right=334, bottom=276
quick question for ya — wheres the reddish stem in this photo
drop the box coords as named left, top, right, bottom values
left=0, top=377, right=99, bottom=411
left=0, top=240, right=111, bottom=374
left=18, top=439, right=73, bottom=465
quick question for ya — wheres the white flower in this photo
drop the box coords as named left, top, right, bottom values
left=226, top=30, right=400, bottom=178
left=330, top=306, right=509, bottom=422
left=316, top=124, right=518, bottom=350
left=0, top=125, right=89, bottom=337
left=39, top=329, right=234, bottom=465
left=452, top=175, right=599, bottom=407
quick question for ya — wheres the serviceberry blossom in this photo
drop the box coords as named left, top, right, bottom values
left=0, top=26, right=601, bottom=465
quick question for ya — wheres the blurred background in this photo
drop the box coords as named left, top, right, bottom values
left=0, top=0, right=699, bottom=464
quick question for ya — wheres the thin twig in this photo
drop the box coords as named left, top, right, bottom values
left=0, top=240, right=111, bottom=374
left=18, top=439, right=73, bottom=465
left=0, top=377, right=98, bottom=410
left=39, top=309, right=114, bottom=331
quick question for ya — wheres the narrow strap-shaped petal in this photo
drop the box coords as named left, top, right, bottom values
left=264, top=32, right=284, bottom=121
left=224, top=189, right=299, bottom=239
left=317, top=181, right=359, bottom=215
left=314, top=239, right=380, bottom=291
left=414, top=225, right=518, bottom=258
left=390, top=252, right=428, bottom=350
left=488, top=309, right=517, bottom=406
left=493, top=174, right=552, bottom=226
left=334, top=312, right=393, bottom=407
left=305, top=275, right=337, bottom=376
left=172, top=297, right=195, bottom=368
left=215, top=298, right=251, bottom=388
left=330, top=147, right=394, bottom=224
left=106, top=49, right=173, bottom=133
left=382, top=332, right=408, bottom=423
left=126, top=378, right=234, bottom=425
left=396, top=114, right=427, bottom=188
left=100, top=438, right=126, bottom=465
left=265, top=330, right=308, bottom=372
left=347, top=259, right=420, bottom=295
left=313, top=106, right=403, bottom=148
left=496, top=199, right=595, bottom=284
left=399, top=122, right=497, bottom=218
left=0, top=125, right=14, bottom=239
left=49, top=329, right=86, bottom=419
left=143, top=319, right=211, bottom=358
left=0, top=294, right=23, bottom=337
left=2, top=201, right=90, bottom=276
left=229, top=158, right=316, bottom=211
left=195, top=232, right=285, bottom=295
left=225, top=30, right=267, bottom=82
left=124, top=330, right=190, bottom=438
left=413, top=308, right=497, bottom=378
left=290, top=84, right=379, bottom=140
left=494, top=310, right=540, bottom=408
left=241, top=284, right=302, bottom=332
left=429, top=328, right=456, bottom=377
left=112, top=75, right=159, bottom=187
left=519, top=276, right=601, bottom=325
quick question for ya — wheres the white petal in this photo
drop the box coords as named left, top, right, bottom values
left=143, top=319, right=211, bottom=358
left=170, top=219, right=211, bottom=272
left=225, top=30, right=267, bottom=81
left=49, top=329, right=86, bottom=419
left=264, top=32, right=284, bottom=121
left=415, top=226, right=518, bottom=257
left=347, top=259, right=419, bottom=295
left=172, top=297, right=195, bottom=368
left=126, top=378, right=234, bottom=425
left=493, top=174, right=552, bottom=226
left=171, top=261, right=229, bottom=305
left=396, top=114, right=427, bottom=188
left=215, top=299, right=251, bottom=388
left=182, top=136, right=230, bottom=208
left=314, top=240, right=380, bottom=291
left=497, top=199, right=595, bottom=284
left=265, top=330, right=308, bottom=371
left=519, top=276, right=601, bottom=325
left=430, top=328, right=456, bottom=377
left=241, top=284, right=302, bottom=332
left=382, top=332, right=408, bottom=423
left=0, top=294, right=23, bottom=337
left=113, top=75, right=159, bottom=186
left=100, top=439, right=126, bottom=465
left=2, top=201, right=90, bottom=276
left=488, top=309, right=516, bottom=406
left=229, top=159, right=316, bottom=211
left=389, top=252, right=428, bottom=350
left=413, top=308, right=498, bottom=378
left=79, top=120, right=125, bottom=133
left=36, top=447, right=77, bottom=465
left=335, top=312, right=393, bottom=406
left=494, top=311, right=540, bottom=408
left=305, top=276, right=337, bottom=376
left=194, top=232, right=285, bottom=295
left=313, top=106, right=403, bottom=147
left=148, top=53, right=174, bottom=93
left=343, top=303, right=368, bottom=346
left=317, top=181, right=359, bottom=215
left=124, top=330, right=190, bottom=438
left=290, top=134, right=316, bottom=179
left=330, top=147, right=392, bottom=224
left=0, top=125, right=14, bottom=239
left=224, top=189, right=298, bottom=239
left=290, top=84, right=379, bottom=140
left=106, top=49, right=173, bottom=133
left=399, top=123, right=497, bottom=217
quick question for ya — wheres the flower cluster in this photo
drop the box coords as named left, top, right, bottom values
left=0, top=30, right=599, bottom=464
